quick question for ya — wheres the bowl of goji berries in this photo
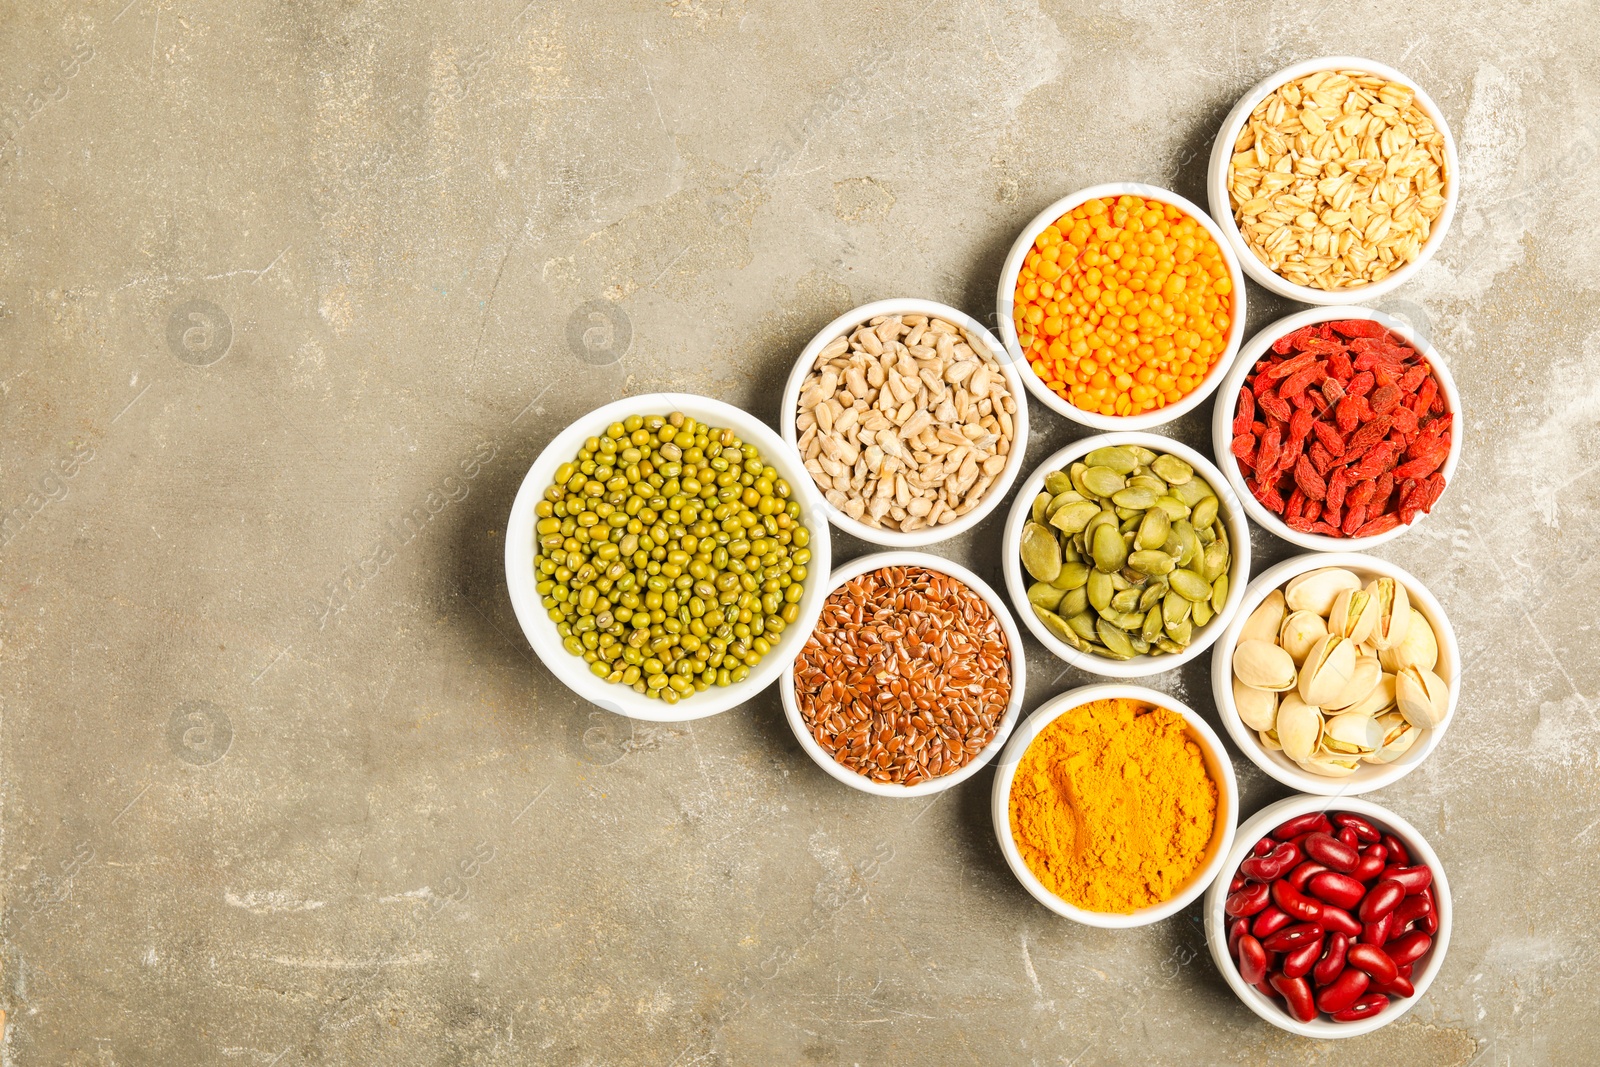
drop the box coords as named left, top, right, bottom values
left=1210, top=306, right=1461, bottom=551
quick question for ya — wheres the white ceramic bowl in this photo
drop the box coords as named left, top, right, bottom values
left=994, top=182, right=1247, bottom=431
left=505, top=393, right=832, bottom=723
left=780, top=550, right=1026, bottom=797
left=1002, top=432, right=1251, bottom=679
left=779, top=298, right=1029, bottom=548
left=1210, top=305, right=1462, bottom=552
left=1204, top=794, right=1453, bottom=1037
left=1212, top=552, right=1459, bottom=796
left=1208, top=56, right=1459, bottom=305
left=990, top=683, right=1238, bottom=928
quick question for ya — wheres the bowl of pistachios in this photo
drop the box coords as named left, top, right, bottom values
left=1210, top=552, right=1459, bottom=795
left=1002, top=432, right=1251, bottom=679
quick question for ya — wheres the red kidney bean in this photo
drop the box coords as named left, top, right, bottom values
left=1360, top=879, right=1407, bottom=923
left=1382, top=833, right=1411, bottom=866
left=1242, top=841, right=1302, bottom=882
left=1236, top=934, right=1268, bottom=985
left=1391, top=894, right=1433, bottom=928
left=1303, top=832, right=1361, bottom=873
left=1226, top=882, right=1271, bottom=917
left=1307, top=871, right=1366, bottom=910
left=1337, top=826, right=1360, bottom=849
left=1396, top=962, right=1414, bottom=981
left=1313, top=932, right=1350, bottom=987
left=1361, top=912, right=1393, bottom=946
left=1369, top=972, right=1415, bottom=998
left=1263, top=922, right=1325, bottom=953
left=1352, top=844, right=1387, bottom=882
left=1253, top=836, right=1275, bottom=856
left=1417, top=908, right=1439, bottom=936
left=1274, top=812, right=1333, bottom=840
left=1331, top=992, right=1390, bottom=1021
left=1287, top=861, right=1329, bottom=891
left=1283, top=936, right=1323, bottom=979
left=1333, top=813, right=1381, bottom=842
left=1253, top=977, right=1280, bottom=1001
left=1314, top=966, right=1370, bottom=1014
left=1317, top=904, right=1363, bottom=938
left=1381, top=865, right=1433, bottom=894
left=1270, top=972, right=1319, bottom=1022
left=1229, top=874, right=1246, bottom=893
left=1272, top=880, right=1323, bottom=922
left=1228, top=916, right=1250, bottom=956
left=1252, top=906, right=1291, bottom=939
left=1382, top=934, right=1433, bottom=966
left=1346, top=943, right=1400, bottom=984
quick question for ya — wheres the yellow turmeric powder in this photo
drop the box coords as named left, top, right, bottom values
left=1008, top=697, right=1217, bottom=913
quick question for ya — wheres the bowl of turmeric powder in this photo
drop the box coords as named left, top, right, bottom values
left=990, top=684, right=1238, bottom=927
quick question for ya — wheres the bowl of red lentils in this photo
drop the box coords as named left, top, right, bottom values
left=996, top=183, right=1247, bottom=431
left=780, top=550, right=1026, bottom=797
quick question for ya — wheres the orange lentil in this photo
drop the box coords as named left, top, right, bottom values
left=1013, top=195, right=1234, bottom=418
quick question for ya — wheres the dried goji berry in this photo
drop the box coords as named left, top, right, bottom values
left=1392, top=448, right=1447, bottom=481
left=1327, top=350, right=1354, bottom=381
left=1250, top=479, right=1286, bottom=513
left=1342, top=504, right=1367, bottom=536
left=1422, top=472, right=1446, bottom=510
left=1280, top=364, right=1325, bottom=399
left=1257, top=425, right=1282, bottom=474
left=1345, top=416, right=1393, bottom=460
left=1321, top=378, right=1346, bottom=406
left=1346, top=371, right=1375, bottom=397
left=1326, top=467, right=1349, bottom=512
left=1335, top=396, right=1363, bottom=433
left=1390, top=406, right=1419, bottom=435
left=1269, top=353, right=1319, bottom=380
left=1289, top=407, right=1312, bottom=443
left=1354, top=514, right=1401, bottom=538
left=1312, top=421, right=1346, bottom=455
left=1310, top=521, right=1342, bottom=536
left=1398, top=365, right=1429, bottom=393
left=1286, top=487, right=1307, bottom=521
left=1286, top=515, right=1315, bottom=532
left=1258, top=390, right=1292, bottom=423
left=1273, top=325, right=1319, bottom=354
left=1370, top=384, right=1400, bottom=415
left=1329, top=319, right=1388, bottom=339
left=1295, top=455, right=1327, bottom=501
left=1232, top=433, right=1257, bottom=467
left=1347, top=480, right=1376, bottom=506
left=1374, top=470, right=1396, bottom=507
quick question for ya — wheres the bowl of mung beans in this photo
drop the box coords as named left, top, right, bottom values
left=505, top=393, right=832, bottom=722
left=996, top=183, right=1247, bottom=431
left=780, top=550, right=1026, bottom=797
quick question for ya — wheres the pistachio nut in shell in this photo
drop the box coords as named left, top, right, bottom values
left=1380, top=608, right=1438, bottom=673
left=1328, top=587, right=1379, bottom=645
left=1396, top=665, right=1451, bottom=729
left=1233, top=639, right=1297, bottom=692
left=1324, top=654, right=1382, bottom=712
left=1298, top=634, right=1357, bottom=707
left=1341, top=671, right=1397, bottom=719
left=1367, top=576, right=1412, bottom=651
left=1296, top=753, right=1362, bottom=778
left=1240, top=589, right=1287, bottom=644
left=1369, top=710, right=1420, bottom=764
left=1279, top=610, right=1329, bottom=666
left=1260, top=728, right=1283, bottom=752
left=1275, top=693, right=1325, bottom=762
left=1285, top=568, right=1363, bottom=616
left=1322, top=711, right=1384, bottom=758
left=1233, top=677, right=1279, bottom=732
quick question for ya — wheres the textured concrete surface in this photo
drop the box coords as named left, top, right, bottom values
left=2, top=0, right=1597, bottom=1063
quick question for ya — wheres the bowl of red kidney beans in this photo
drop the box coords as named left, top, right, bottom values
left=1203, top=794, right=1451, bottom=1037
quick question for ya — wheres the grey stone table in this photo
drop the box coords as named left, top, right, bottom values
left=3, top=1, right=1595, bottom=1063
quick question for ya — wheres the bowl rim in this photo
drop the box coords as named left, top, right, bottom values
left=778, top=297, right=1030, bottom=548
left=504, top=391, right=833, bottom=723
left=778, top=549, right=1027, bottom=797
left=988, top=682, right=1239, bottom=928
left=993, top=181, right=1248, bottom=431
left=1203, top=793, right=1453, bottom=1037
left=1206, top=55, right=1460, bottom=305
left=1001, top=430, right=1252, bottom=678
left=1210, top=551, right=1460, bottom=796
left=1209, top=304, right=1463, bottom=552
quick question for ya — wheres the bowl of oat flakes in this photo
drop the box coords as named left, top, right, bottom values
left=1208, top=57, right=1458, bottom=305
left=780, top=298, right=1029, bottom=547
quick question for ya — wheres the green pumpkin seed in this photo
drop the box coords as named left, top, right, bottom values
left=1049, top=500, right=1100, bottom=534
left=1034, top=606, right=1085, bottom=649
left=1165, top=616, right=1194, bottom=645
left=1027, top=581, right=1067, bottom=612
left=1021, top=522, right=1063, bottom=582
left=1092, top=522, right=1128, bottom=572
left=1111, top=587, right=1142, bottom=613
left=1155, top=636, right=1185, bottom=654
left=1153, top=495, right=1191, bottom=521
left=1129, top=445, right=1158, bottom=464
left=1059, top=586, right=1089, bottom=618
left=1201, top=539, right=1229, bottom=583
left=1084, top=446, right=1139, bottom=474
left=1067, top=611, right=1099, bottom=643
left=1128, top=549, right=1176, bottom=576
left=1062, top=541, right=1082, bottom=564
left=1129, top=474, right=1168, bottom=494
left=1139, top=580, right=1168, bottom=612
left=1192, top=494, right=1219, bottom=530
left=1087, top=569, right=1114, bottom=611
left=1129, top=633, right=1151, bottom=655
left=1109, top=570, right=1133, bottom=591
left=1052, top=561, right=1090, bottom=590
left=1112, top=486, right=1160, bottom=510
left=1070, top=463, right=1092, bottom=498
left=1169, top=567, right=1211, bottom=602
left=1142, top=605, right=1165, bottom=643
left=1163, top=589, right=1192, bottom=627
left=1211, top=573, right=1230, bottom=612
left=1197, top=523, right=1216, bottom=546
left=1093, top=618, right=1135, bottom=658
left=1083, top=466, right=1127, bottom=497
left=1031, top=492, right=1049, bottom=524
left=1136, top=508, right=1171, bottom=550
left=1082, top=509, right=1118, bottom=544
left=1192, top=597, right=1214, bottom=628
left=1044, top=471, right=1074, bottom=496
left=1174, top=477, right=1215, bottom=508
left=1151, top=454, right=1194, bottom=485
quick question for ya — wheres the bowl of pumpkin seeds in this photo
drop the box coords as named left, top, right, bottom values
left=1002, top=432, right=1251, bottom=678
